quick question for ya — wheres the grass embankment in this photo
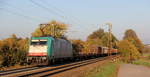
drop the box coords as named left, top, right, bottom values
left=84, top=61, right=120, bottom=77
left=132, top=54, right=150, bottom=67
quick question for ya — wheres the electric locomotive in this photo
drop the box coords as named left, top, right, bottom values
left=27, top=37, right=73, bottom=64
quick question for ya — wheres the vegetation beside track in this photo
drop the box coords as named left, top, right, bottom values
left=84, top=60, right=120, bottom=77
left=132, top=59, right=150, bottom=67
left=132, top=53, right=150, bottom=67
left=0, top=35, right=28, bottom=68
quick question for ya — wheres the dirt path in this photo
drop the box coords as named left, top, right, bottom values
left=118, top=64, right=150, bottom=77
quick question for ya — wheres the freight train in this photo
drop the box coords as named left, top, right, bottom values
left=27, top=37, right=118, bottom=65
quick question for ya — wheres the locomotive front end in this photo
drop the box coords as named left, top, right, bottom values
left=27, top=38, right=48, bottom=64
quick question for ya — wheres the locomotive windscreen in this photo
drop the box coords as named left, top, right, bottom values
left=28, top=39, right=48, bottom=56
left=31, top=39, right=47, bottom=45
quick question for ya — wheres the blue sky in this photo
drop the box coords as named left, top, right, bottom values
left=0, top=0, right=150, bottom=44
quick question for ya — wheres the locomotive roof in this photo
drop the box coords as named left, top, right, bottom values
left=31, top=37, right=70, bottom=43
left=31, top=37, right=54, bottom=40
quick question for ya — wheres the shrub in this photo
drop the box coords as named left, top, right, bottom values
left=0, top=34, right=28, bottom=67
left=117, top=40, right=140, bottom=62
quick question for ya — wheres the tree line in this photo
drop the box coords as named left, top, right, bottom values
left=0, top=20, right=146, bottom=67
left=71, top=27, right=145, bottom=63
left=71, top=28, right=118, bottom=54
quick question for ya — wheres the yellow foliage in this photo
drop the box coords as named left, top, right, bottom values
left=117, top=40, right=140, bottom=62
left=71, top=39, right=85, bottom=53
left=0, top=34, right=28, bottom=66
left=32, top=20, right=68, bottom=38
left=83, top=38, right=102, bottom=53
left=124, top=29, right=144, bottom=54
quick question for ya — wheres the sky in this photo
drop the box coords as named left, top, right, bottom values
left=0, top=0, right=150, bottom=44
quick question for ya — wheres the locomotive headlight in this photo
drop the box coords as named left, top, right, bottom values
left=42, top=57, right=47, bottom=60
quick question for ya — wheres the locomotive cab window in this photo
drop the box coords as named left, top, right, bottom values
left=31, top=40, right=47, bottom=45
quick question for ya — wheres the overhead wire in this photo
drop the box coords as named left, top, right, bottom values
left=29, top=0, right=84, bottom=29
left=0, top=8, right=35, bottom=37
left=35, top=0, right=91, bottom=35
left=39, top=0, right=78, bottom=24
left=42, top=0, right=96, bottom=33
left=0, top=2, right=40, bottom=38
left=39, top=0, right=85, bottom=26
left=0, top=8, right=41, bottom=22
left=28, top=0, right=79, bottom=33
left=29, top=0, right=65, bottom=19
left=0, top=1, right=48, bottom=22
left=1, top=0, right=92, bottom=38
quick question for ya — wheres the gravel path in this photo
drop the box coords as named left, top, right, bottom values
left=118, top=64, right=150, bottom=77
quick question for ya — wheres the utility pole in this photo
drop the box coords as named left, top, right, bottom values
left=40, top=24, right=47, bottom=36
left=105, top=23, right=112, bottom=56
left=52, top=24, right=56, bottom=38
left=40, top=24, right=56, bottom=37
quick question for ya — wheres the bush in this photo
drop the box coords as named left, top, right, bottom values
left=0, top=34, right=28, bottom=67
left=117, top=40, right=140, bottom=62
left=132, top=59, right=150, bottom=67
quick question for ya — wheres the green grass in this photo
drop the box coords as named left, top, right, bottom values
left=142, top=53, right=150, bottom=58
left=85, top=61, right=120, bottom=77
left=132, top=59, right=150, bottom=67
left=131, top=53, right=150, bottom=67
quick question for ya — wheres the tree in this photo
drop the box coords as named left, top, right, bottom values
left=123, top=29, right=138, bottom=39
left=32, top=20, right=68, bottom=38
left=87, top=28, right=118, bottom=48
left=87, top=28, right=104, bottom=40
left=101, top=32, right=118, bottom=48
left=83, top=38, right=102, bottom=53
left=0, top=40, right=3, bottom=66
left=0, top=34, right=28, bottom=67
left=71, top=39, right=85, bottom=55
left=117, top=40, right=140, bottom=62
left=86, top=38, right=102, bottom=46
left=123, top=29, right=144, bottom=54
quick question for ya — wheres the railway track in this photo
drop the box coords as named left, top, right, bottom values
left=0, top=56, right=115, bottom=77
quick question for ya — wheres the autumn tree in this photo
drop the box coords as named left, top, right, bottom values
left=123, top=29, right=138, bottom=39
left=123, top=29, right=144, bottom=54
left=87, top=28, right=118, bottom=48
left=117, top=40, right=140, bottom=62
left=87, top=28, right=104, bottom=40
left=0, top=34, right=28, bottom=67
left=32, top=20, right=68, bottom=38
left=101, top=32, right=118, bottom=48
left=86, top=38, right=102, bottom=46
left=83, top=38, right=102, bottom=53
left=71, top=39, right=85, bottom=54
left=0, top=40, right=3, bottom=66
